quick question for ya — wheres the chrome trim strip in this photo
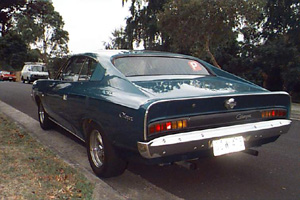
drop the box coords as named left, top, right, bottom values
left=143, top=91, right=290, bottom=141
left=138, top=119, right=291, bottom=159
left=49, top=118, right=85, bottom=142
left=143, top=108, right=150, bottom=141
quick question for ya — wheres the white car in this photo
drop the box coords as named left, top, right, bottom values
left=21, top=62, right=49, bottom=83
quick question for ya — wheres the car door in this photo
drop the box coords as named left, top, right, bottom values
left=45, top=56, right=87, bottom=133
left=61, top=57, right=101, bottom=138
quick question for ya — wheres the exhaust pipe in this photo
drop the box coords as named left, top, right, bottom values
left=243, top=149, right=259, bottom=156
left=175, top=161, right=197, bottom=170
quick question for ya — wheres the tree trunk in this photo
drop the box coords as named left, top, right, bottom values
left=204, top=37, right=221, bottom=69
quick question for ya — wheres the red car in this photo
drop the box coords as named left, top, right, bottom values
left=0, top=71, right=16, bottom=81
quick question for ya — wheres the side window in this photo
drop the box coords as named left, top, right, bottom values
left=58, top=56, right=98, bottom=82
left=61, top=57, right=87, bottom=81
left=90, top=61, right=106, bottom=81
left=78, top=58, right=97, bottom=81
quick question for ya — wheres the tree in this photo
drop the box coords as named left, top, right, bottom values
left=158, top=0, right=263, bottom=69
left=131, top=0, right=168, bottom=50
left=0, top=32, right=28, bottom=70
left=47, top=55, right=69, bottom=78
left=104, top=27, right=131, bottom=49
left=263, top=0, right=300, bottom=44
left=254, top=0, right=300, bottom=99
left=15, top=0, right=69, bottom=62
left=118, top=0, right=169, bottom=50
left=0, top=0, right=26, bottom=36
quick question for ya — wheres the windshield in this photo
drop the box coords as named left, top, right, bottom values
left=113, top=57, right=210, bottom=77
left=32, top=65, right=47, bottom=72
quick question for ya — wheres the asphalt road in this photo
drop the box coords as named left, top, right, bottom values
left=1, top=81, right=299, bottom=200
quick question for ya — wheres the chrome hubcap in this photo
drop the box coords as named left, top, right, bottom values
left=39, top=105, right=45, bottom=124
left=90, top=130, right=105, bottom=168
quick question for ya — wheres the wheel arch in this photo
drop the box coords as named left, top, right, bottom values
left=34, top=95, right=41, bottom=106
left=82, top=118, right=106, bottom=142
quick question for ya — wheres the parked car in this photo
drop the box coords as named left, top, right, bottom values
left=32, top=50, right=292, bottom=178
left=21, top=62, right=49, bottom=83
left=0, top=71, right=16, bottom=81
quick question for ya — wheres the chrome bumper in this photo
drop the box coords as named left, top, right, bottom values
left=137, top=119, right=291, bottom=159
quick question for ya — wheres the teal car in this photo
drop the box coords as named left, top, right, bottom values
left=32, top=50, right=292, bottom=178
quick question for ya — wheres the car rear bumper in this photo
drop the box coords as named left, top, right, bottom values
left=137, top=119, right=291, bottom=159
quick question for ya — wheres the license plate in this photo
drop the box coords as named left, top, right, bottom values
left=212, top=136, right=245, bottom=156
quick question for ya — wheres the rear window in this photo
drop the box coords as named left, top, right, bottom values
left=113, top=57, right=210, bottom=77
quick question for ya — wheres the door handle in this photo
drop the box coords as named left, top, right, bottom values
left=63, top=94, right=68, bottom=101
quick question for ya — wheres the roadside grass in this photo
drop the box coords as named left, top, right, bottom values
left=0, top=113, right=94, bottom=199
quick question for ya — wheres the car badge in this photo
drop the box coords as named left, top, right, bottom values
left=119, top=112, right=133, bottom=122
left=225, top=98, right=237, bottom=110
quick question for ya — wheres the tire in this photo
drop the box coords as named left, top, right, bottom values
left=38, top=102, right=53, bottom=130
left=21, top=77, right=25, bottom=83
left=86, top=124, right=127, bottom=178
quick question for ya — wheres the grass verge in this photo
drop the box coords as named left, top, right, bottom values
left=0, top=113, right=94, bottom=199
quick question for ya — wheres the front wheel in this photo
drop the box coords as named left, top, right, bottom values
left=38, top=102, right=53, bottom=130
left=86, top=124, right=127, bottom=178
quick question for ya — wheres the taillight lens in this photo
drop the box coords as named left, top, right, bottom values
left=261, top=109, right=287, bottom=118
left=149, top=119, right=188, bottom=135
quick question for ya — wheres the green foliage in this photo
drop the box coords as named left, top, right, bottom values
left=0, top=0, right=26, bottom=36
left=258, top=0, right=300, bottom=101
left=158, top=0, right=263, bottom=68
left=0, top=32, right=28, bottom=70
left=104, top=27, right=131, bottom=49
left=263, top=0, right=300, bottom=40
left=27, top=48, right=42, bottom=62
left=15, top=0, right=69, bottom=62
left=47, top=56, right=69, bottom=78
left=123, top=0, right=169, bottom=50
left=0, top=0, right=69, bottom=71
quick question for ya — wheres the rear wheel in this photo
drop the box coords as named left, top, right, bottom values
left=87, top=124, right=127, bottom=178
left=38, top=102, right=53, bottom=130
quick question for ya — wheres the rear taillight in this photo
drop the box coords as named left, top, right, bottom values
left=149, top=119, right=187, bottom=135
left=261, top=109, right=287, bottom=118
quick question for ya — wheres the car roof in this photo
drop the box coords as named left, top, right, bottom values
left=72, top=50, right=195, bottom=60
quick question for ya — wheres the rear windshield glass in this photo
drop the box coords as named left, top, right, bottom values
left=113, top=57, right=210, bottom=77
